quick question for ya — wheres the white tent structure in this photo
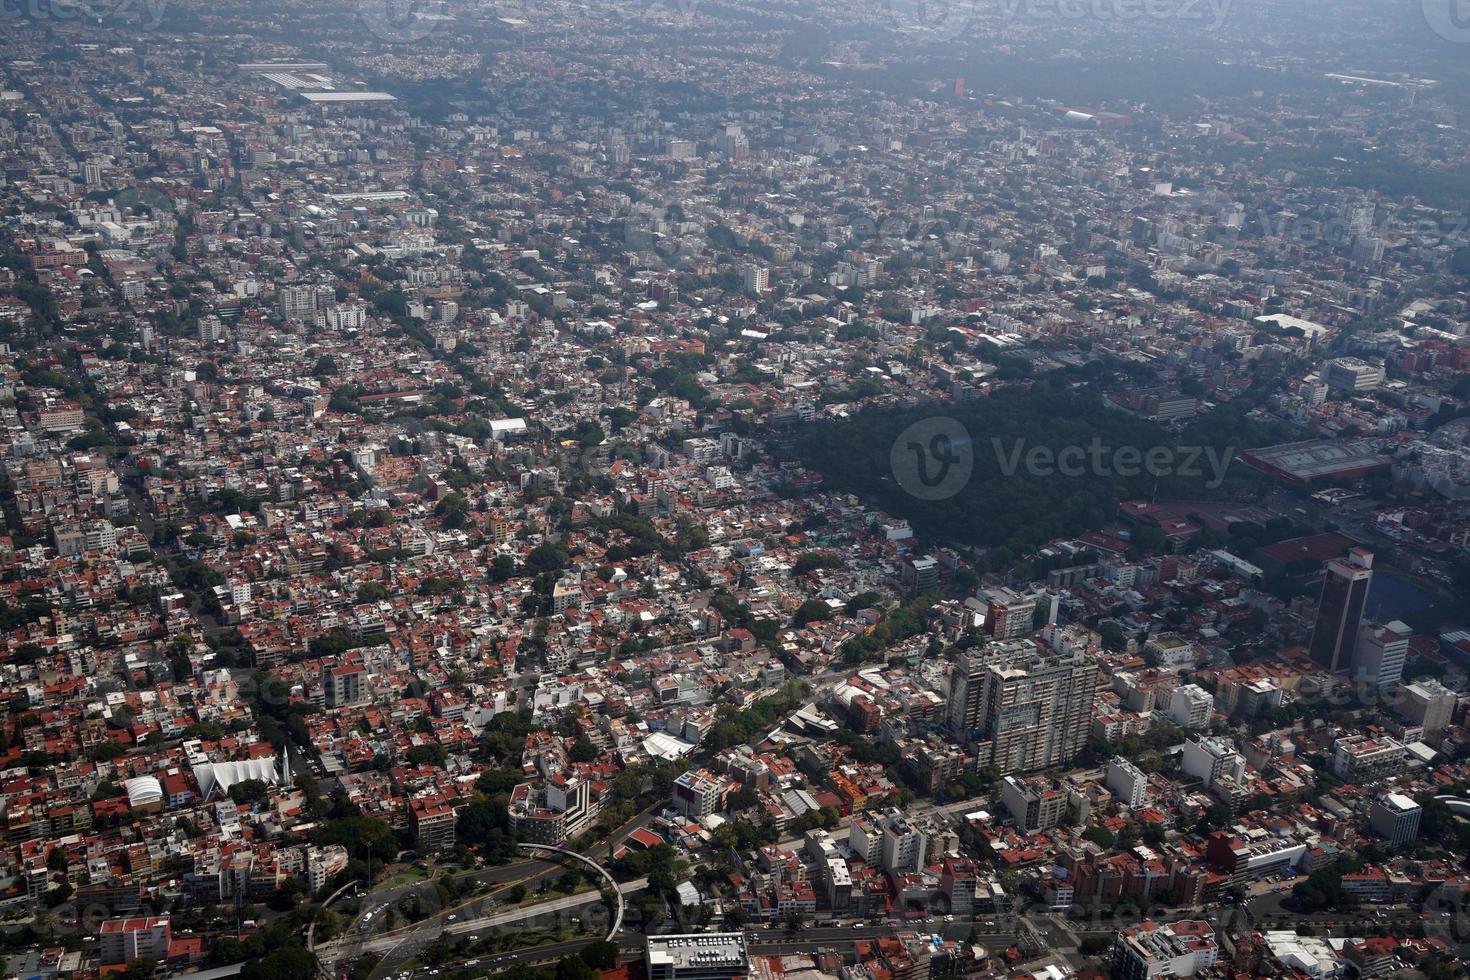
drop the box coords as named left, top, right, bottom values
left=193, top=756, right=280, bottom=799
left=124, top=775, right=163, bottom=809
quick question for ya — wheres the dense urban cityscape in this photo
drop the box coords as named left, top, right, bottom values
left=1, top=2, right=1470, bottom=980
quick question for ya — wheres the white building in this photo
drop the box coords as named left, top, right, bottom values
left=1106, top=756, right=1149, bottom=808
left=1352, top=620, right=1411, bottom=689
left=1181, top=737, right=1245, bottom=790
left=1112, top=919, right=1217, bottom=980
left=1331, top=734, right=1406, bottom=783
left=1165, top=684, right=1214, bottom=730
left=1368, top=793, right=1421, bottom=848
left=1322, top=356, right=1385, bottom=393
left=1400, top=679, right=1457, bottom=738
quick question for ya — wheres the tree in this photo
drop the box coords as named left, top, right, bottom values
left=121, top=958, right=159, bottom=980
left=556, top=955, right=598, bottom=980
left=793, top=551, right=841, bottom=575
left=1099, top=621, right=1128, bottom=653
left=579, top=940, right=620, bottom=970
left=793, top=598, right=832, bottom=626
left=525, top=542, right=569, bottom=575
left=358, top=581, right=391, bottom=603
left=490, top=554, right=517, bottom=582
left=228, top=779, right=269, bottom=804
left=241, top=946, right=317, bottom=980
left=314, top=815, right=397, bottom=863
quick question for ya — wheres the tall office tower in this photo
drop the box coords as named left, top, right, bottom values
left=1368, top=793, right=1422, bottom=849
left=1352, top=620, right=1412, bottom=689
left=1308, top=549, right=1374, bottom=674
left=947, top=642, right=1099, bottom=775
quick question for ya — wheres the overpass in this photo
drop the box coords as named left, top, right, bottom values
left=517, top=843, right=625, bottom=939
left=318, top=876, right=648, bottom=965
left=1435, top=796, right=1470, bottom=816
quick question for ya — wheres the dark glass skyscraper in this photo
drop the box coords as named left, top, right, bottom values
left=1308, top=549, right=1374, bottom=673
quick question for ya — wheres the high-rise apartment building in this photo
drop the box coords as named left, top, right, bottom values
left=848, top=807, right=928, bottom=874
left=1107, top=757, right=1149, bottom=808
left=980, top=586, right=1038, bottom=640
left=1181, top=737, right=1246, bottom=790
left=743, top=265, right=769, bottom=293
left=946, top=652, right=989, bottom=735
left=1308, top=549, right=1374, bottom=673
left=278, top=283, right=319, bottom=321
left=322, top=663, right=366, bottom=708
left=1112, top=919, right=1218, bottom=980
left=947, top=642, right=1098, bottom=775
left=99, top=917, right=172, bottom=967
left=1352, top=620, right=1411, bottom=689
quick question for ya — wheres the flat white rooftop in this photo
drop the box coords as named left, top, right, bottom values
left=300, top=92, right=397, bottom=103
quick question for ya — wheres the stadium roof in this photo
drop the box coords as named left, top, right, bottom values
left=1238, top=438, right=1388, bottom=484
